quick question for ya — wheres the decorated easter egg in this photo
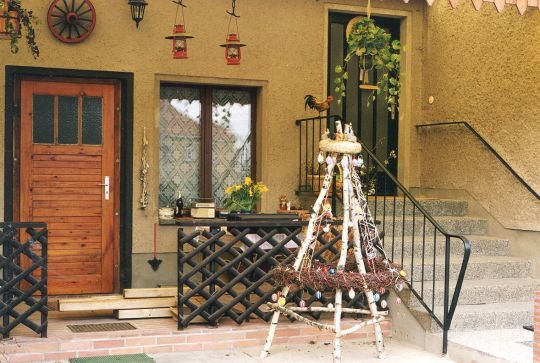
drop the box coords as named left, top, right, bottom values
left=315, top=291, right=322, bottom=300
left=348, top=289, right=356, bottom=299
left=381, top=300, right=388, bottom=309
left=278, top=297, right=286, bottom=306
left=328, top=303, right=334, bottom=309
left=374, top=293, right=380, bottom=302
left=271, top=293, right=278, bottom=302
left=299, top=299, right=306, bottom=308
left=329, top=268, right=336, bottom=275
left=399, top=270, right=407, bottom=278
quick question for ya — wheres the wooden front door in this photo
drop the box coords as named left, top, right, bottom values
left=20, top=80, right=118, bottom=295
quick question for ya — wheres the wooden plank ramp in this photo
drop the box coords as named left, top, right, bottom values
left=58, top=295, right=176, bottom=312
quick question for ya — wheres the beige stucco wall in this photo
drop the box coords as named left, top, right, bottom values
left=0, top=0, right=425, bottom=286
left=419, top=1, right=540, bottom=231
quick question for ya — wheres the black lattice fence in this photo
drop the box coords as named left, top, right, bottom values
left=0, top=222, right=48, bottom=338
left=177, top=220, right=382, bottom=329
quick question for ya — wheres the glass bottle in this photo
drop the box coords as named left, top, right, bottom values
left=174, top=191, right=184, bottom=218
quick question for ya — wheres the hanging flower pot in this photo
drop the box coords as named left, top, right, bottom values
left=0, top=0, right=39, bottom=58
left=0, top=1, right=19, bottom=36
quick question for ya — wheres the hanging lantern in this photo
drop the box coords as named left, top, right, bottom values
left=128, top=0, right=148, bottom=28
left=165, top=0, right=194, bottom=59
left=220, top=0, right=246, bottom=65
left=166, top=24, right=194, bottom=59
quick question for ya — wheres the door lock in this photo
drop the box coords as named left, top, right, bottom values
left=98, top=176, right=110, bottom=200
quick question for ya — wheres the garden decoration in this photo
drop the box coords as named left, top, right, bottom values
left=147, top=223, right=162, bottom=271
left=220, top=0, right=246, bottom=65
left=165, top=0, right=194, bottom=59
left=334, top=16, right=401, bottom=119
left=224, top=177, right=268, bottom=212
left=304, top=94, right=334, bottom=115
left=47, top=0, right=96, bottom=44
left=261, top=120, right=405, bottom=362
left=139, top=127, right=149, bottom=209
left=0, top=0, right=39, bottom=58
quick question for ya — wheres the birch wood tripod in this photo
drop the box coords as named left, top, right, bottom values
left=261, top=124, right=388, bottom=362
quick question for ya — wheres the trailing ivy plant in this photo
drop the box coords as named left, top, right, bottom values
left=334, top=17, right=400, bottom=118
left=0, top=0, right=39, bottom=58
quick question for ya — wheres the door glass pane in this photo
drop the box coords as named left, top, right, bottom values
left=159, top=86, right=202, bottom=207
left=58, top=96, right=79, bottom=144
left=82, top=97, right=103, bottom=145
left=33, top=95, right=54, bottom=144
left=211, top=89, right=252, bottom=207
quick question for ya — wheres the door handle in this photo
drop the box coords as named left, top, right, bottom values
left=98, top=176, right=110, bottom=200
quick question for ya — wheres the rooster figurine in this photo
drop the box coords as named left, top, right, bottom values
left=304, top=94, right=334, bottom=114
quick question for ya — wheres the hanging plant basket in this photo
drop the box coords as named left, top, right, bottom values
left=334, top=16, right=400, bottom=119
left=0, top=4, right=19, bottom=36
left=0, top=0, right=39, bottom=58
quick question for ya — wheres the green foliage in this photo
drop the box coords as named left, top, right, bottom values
left=334, top=17, right=400, bottom=118
left=1, top=0, right=39, bottom=58
left=223, top=177, right=269, bottom=212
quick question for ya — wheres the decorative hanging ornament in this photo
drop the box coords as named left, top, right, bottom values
left=299, top=299, right=306, bottom=308
left=373, top=293, right=380, bottom=302
left=381, top=299, right=388, bottom=309
left=327, top=303, right=334, bottom=309
left=271, top=293, right=278, bottom=302
left=315, top=291, right=322, bottom=300
left=47, top=0, right=97, bottom=43
left=220, top=0, right=246, bottom=65
left=278, top=296, right=286, bottom=306
left=165, top=0, right=194, bottom=59
left=317, top=151, right=324, bottom=164
left=348, top=288, right=356, bottom=299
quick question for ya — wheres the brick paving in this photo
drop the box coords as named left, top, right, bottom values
left=0, top=312, right=392, bottom=362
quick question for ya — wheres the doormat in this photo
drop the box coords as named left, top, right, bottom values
left=70, top=353, right=154, bottom=363
left=67, top=322, right=137, bottom=333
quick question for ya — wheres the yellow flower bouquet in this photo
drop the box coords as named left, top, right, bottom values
left=224, top=177, right=269, bottom=212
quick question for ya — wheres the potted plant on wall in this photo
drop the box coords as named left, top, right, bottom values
left=0, top=0, right=39, bottom=58
left=224, top=177, right=269, bottom=213
left=334, top=16, right=400, bottom=119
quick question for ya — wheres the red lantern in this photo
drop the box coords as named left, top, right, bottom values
left=220, top=33, right=246, bottom=65
left=165, top=24, right=194, bottom=59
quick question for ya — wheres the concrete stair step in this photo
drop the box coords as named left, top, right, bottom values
left=377, top=216, right=488, bottom=237
left=399, top=256, right=532, bottom=282
left=402, top=278, right=540, bottom=307
left=411, top=301, right=533, bottom=332
left=381, top=235, right=509, bottom=259
left=368, top=198, right=468, bottom=217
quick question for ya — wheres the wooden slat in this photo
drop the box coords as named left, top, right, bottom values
left=33, top=201, right=101, bottom=208
left=58, top=296, right=177, bottom=311
left=32, top=168, right=101, bottom=175
left=32, top=181, right=103, bottom=188
left=49, top=276, right=103, bottom=295
left=49, top=236, right=101, bottom=243
left=49, top=255, right=101, bottom=263
left=114, top=308, right=173, bottom=319
left=31, top=188, right=101, bottom=195
left=33, top=174, right=102, bottom=182
left=33, top=208, right=102, bottom=217
left=32, top=154, right=101, bottom=162
left=32, top=194, right=101, bottom=201
left=33, top=160, right=102, bottom=169
left=49, top=265, right=101, bottom=275
left=32, top=144, right=103, bottom=155
left=49, top=248, right=101, bottom=257
left=46, top=222, right=101, bottom=230
left=48, top=261, right=101, bottom=270
left=48, top=242, right=102, bottom=250
left=123, top=287, right=178, bottom=299
left=48, top=229, right=101, bottom=237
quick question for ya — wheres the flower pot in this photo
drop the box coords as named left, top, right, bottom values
left=0, top=8, right=19, bottom=36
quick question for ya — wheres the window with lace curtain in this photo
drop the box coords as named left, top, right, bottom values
left=159, top=84, right=256, bottom=208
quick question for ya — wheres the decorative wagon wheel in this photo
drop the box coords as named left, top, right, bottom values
left=47, top=0, right=97, bottom=43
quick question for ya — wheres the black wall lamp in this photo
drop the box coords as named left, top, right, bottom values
left=128, top=0, right=148, bottom=28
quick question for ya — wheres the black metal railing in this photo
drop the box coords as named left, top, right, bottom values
left=176, top=219, right=390, bottom=329
left=417, top=121, right=539, bottom=201
left=0, top=222, right=48, bottom=338
left=296, top=116, right=471, bottom=355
